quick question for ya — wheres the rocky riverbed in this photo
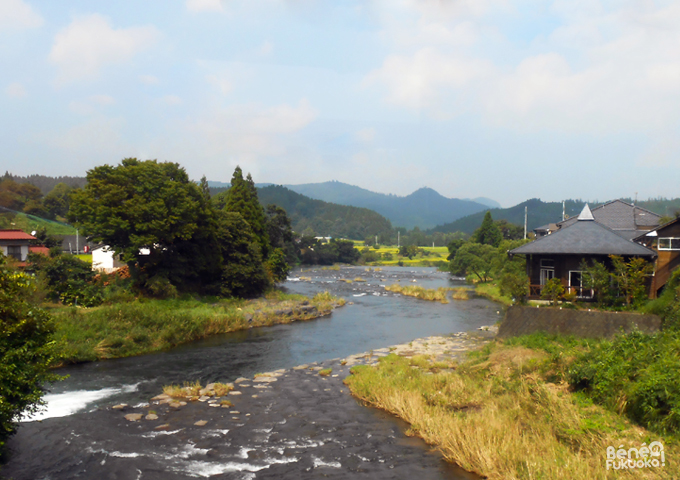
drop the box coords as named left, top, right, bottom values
left=2, top=331, right=494, bottom=480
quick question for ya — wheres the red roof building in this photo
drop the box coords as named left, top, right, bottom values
left=0, top=229, right=37, bottom=263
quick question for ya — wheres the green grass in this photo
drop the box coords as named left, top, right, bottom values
left=74, top=254, right=92, bottom=264
left=0, top=212, right=76, bottom=236
left=474, top=282, right=513, bottom=306
left=51, top=291, right=345, bottom=363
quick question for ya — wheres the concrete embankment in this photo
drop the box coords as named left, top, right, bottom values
left=498, top=305, right=662, bottom=339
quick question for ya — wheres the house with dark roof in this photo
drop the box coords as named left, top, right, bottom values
left=0, top=229, right=37, bottom=264
left=634, top=216, right=680, bottom=297
left=510, top=205, right=657, bottom=300
left=533, top=200, right=661, bottom=240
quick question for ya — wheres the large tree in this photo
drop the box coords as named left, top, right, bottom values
left=68, top=159, right=209, bottom=291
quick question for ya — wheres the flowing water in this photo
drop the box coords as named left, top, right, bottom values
left=3, top=266, right=501, bottom=479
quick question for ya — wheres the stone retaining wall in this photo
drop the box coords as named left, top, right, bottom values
left=498, top=306, right=662, bottom=339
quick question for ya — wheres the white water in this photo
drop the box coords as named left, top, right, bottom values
left=23, top=383, right=142, bottom=422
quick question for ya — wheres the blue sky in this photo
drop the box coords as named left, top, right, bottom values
left=1, top=0, right=679, bottom=207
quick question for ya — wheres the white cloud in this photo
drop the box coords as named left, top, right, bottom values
left=5, top=82, right=26, bottom=98
left=161, top=95, right=182, bottom=106
left=139, top=74, right=159, bottom=85
left=206, top=74, right=233, bottom=95
left=49, top=14, right=160, bottom=85
left=0, top=0, right=43, bottom=30
left=355, top=127, right=376, bottom=143
left=42, top=116, right=127, bottom=155
left=365, top=1, right=680, bottom=134
left=186, top=99, right=317, bottom=162
left=186, top=0, right=223, bottom=13
left=91, top=94, right=115, bottom=105
left=364, top=48, right=493, bottom=111
left=68, top=94, right=115, bottom=115
left=257, top=40, right=274, bottom=56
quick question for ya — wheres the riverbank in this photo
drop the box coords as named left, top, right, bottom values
left=345, top=334, right=679, bottom=479
left=51, top=290, right=344, bottom=364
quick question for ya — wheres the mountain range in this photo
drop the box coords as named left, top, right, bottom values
left=280, top=181, right=498, bottom=229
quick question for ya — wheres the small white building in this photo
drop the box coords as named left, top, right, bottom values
left=92, top=245, right=151, bottom=272
left=91, top=245, right=124, bottom=273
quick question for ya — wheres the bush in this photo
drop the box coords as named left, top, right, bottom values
left=568, top=331, right=680, bottom=435
left=0, top=256, right=60, bottom=449
left=540, top=278, right=564, bottom=306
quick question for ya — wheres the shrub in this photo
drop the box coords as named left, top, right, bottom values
left=568, top=331, right=680, bottom=434
left=0, top=256, right=60, bottom=449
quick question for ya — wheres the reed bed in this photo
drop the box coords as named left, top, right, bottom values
left=384, top=284, right=450, bottom=304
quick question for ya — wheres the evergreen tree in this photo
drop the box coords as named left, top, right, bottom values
left=223, top=167, right=271, bottom=258
left=473, top=211, right=503, bottom=247
left=218, top=212, right=269, bottom=297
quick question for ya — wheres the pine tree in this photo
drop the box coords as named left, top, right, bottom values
left=223, top=167, right=271, bottom=258
left=473, top=211, right=503, bottom=247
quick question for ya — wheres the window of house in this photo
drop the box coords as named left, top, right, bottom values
left=540, top=268, right=554, bottom=285
left=569, top=270, right=593, bottom=298
left=658, top=238, right=680, bottom=250
left=7, top=245, right=22, bottom=261
left=540, top=259, right=555, bottom=268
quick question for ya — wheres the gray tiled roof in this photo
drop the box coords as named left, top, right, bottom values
left=559, top=200, right=660, bottom=237
left=510, top=219, right=656, bottom=256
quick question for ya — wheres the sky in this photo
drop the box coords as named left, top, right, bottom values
left=1, top=0, right=680, bottom=207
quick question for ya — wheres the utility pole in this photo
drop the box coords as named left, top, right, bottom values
left=562, top=201, right=565, bottom=221
left=524, top=206, right=527, bottom=240
left=397, top=231, right=400, bottom=248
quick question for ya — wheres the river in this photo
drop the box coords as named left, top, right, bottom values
left=2, top=266, right=501, bottom=479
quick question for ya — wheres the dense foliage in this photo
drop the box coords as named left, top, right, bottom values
left=298, top=238, right=360, bottom=265
left=0, top=256, right=60, bottom=449
left=69, top=160, right=292, bottom=298
left=28, top=252, right=103, bottom=307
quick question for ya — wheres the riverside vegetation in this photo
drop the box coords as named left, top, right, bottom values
left=52, top=291, right=344, bottom=364
left=346, top=334, right=680, bottom=479
left=346, top=270, right=680, bottom=479
left=384, top=284, right=470, bottom=303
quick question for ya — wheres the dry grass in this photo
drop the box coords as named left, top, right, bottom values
left=163, top=381, right=233, bottom=399
left=339, top=278, right=353, bottom=283
left=319, top=368, right=332, bottom=376
left=213, top=383, right=233, bottom=396
left=299, top=276, right=312, bottom=281
left=451, top=287, right=470, bottom=300
left=384, top=284, right=450, bottom=304
left=354, top=277, right=366, bottom=282
left=163, top=381, right=203, bottom=398
left=345, top=346, right=679, bottom=480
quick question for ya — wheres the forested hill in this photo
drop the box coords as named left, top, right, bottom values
left=4, top=173, right=86, bottom=195
left=430, top=199, right=587, bottom=235
left=430, top=197, right=680, bottom=235
left=211, top=185, right=393, bottom=240
left=284, top=181, right=490, bottom=229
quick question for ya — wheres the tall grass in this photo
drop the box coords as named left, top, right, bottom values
left=384, top=284, right=449, bottom=303
left=51, top=291, right=344, bottom=363
left=345, top=345, right=679, bottom=479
